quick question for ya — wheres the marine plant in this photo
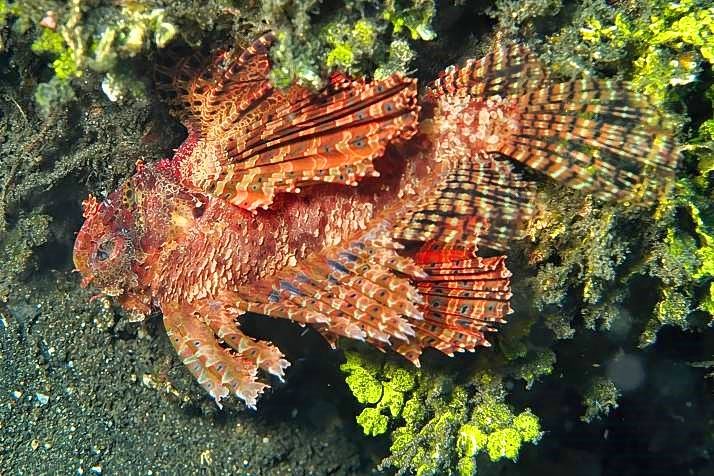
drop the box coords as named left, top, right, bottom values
left=542, top=0, right=714, bottom=345
left=263, top=0, right=436, bottom=88
left=341, top=350, right=544, bottom=475
left=340, top=350, right=416, bottom=437
left=1, top=0, right=436, bottom=113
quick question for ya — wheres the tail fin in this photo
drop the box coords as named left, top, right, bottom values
left=505, top=77, right=677, bottom=202
left=392, top=152, right=537, bottom=250
left=425, top=44, right=679, bottom=205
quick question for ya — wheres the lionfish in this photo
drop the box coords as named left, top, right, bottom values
left=72, top=32, right=677, bottom=408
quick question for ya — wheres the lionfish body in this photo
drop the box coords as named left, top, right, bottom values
left=73, top=33, right=677, bottom=408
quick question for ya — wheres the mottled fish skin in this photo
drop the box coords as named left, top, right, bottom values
left=73, top=34, right=678, bottom=408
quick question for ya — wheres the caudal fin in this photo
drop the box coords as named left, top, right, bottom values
left=426, top=44, right=678, bottom=205
left=392, top=152, right=537, bottom=250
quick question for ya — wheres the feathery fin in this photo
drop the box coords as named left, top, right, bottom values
left=162, top=302, right=268, bottom=409
left=425, top=44, right=678, bottom=205
left=393, top=242, right=512, bottom=364
left=158, top=32, right=419, bottom=211
left=392, top=152, right=537, bottom=250
left=235, top=231, right=423, bottom=348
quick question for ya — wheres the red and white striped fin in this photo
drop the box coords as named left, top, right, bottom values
left=162, top=302, right=268, bottom=409
left=392, top=153, right=537, bottom=250
left=158, top=32, right=419, bottom=211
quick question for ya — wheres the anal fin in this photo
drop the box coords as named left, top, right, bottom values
left=393, top=242, right=512, bottom=364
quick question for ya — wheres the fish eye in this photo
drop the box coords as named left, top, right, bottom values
left=95, top=239, right=115, bottom=262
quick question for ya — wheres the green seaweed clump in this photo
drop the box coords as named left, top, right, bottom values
left=323, top=19, right=379, bottom=75
left=1, top=0, right=241, bottom=115
left=639, top=99, right=714, bottom=346
left=580, top=376, right=621, bottom=423
left=4, top=0, right=176, bottom=112
left=382, top=0, right=436, bottom=42
left=457, top=374, right=542, bottom=465
left=381, top=371, right=541, bottom=475
left=339, top=350, right=543, bottom=476
left=340, top=351, right=416, bottom=436
left=548, top=0, right=713, bottom=104
left=263, top=0, right=435, bottom=89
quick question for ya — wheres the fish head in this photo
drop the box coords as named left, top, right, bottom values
left=73, top=176, right=147, bottom=300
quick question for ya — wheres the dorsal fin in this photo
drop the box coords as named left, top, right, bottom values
left=157, top=32, right=420, bottom=211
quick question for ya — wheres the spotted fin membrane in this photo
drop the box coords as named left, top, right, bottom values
left=157, top=32, right=419, bottom=211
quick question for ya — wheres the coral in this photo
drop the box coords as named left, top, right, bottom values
left=581, top=376, right=620, bottom=423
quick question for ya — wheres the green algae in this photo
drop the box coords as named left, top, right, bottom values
left=2, top=0, right=435, bottom=112
left=340, top=350, right=416, bottom=436
left=580, top=376, right=621, bottom=423
left=264, top=0, right=435, bottom=89
left=341, top=349, right=546, bottom=474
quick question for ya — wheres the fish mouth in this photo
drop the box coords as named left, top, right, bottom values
left=72, top=248, right=93, bottom=289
